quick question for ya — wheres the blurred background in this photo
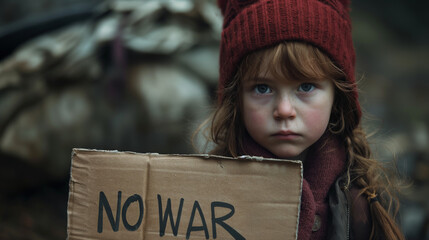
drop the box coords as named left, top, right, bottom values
left=0, top=0, right=427, bottom=239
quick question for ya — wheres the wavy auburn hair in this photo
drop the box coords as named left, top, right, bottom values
left=195, top=41, right=404, bottom=240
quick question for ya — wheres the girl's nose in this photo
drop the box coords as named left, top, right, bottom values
left=273, top=96, right=296, bottom=120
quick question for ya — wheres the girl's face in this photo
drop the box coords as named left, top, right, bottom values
left=241, top=66, right=335, bottom=160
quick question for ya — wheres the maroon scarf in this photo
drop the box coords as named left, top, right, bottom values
left=239, top=131, right=346, bottom=240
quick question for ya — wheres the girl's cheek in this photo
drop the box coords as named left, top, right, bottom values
left=304, top=108, right=331, bottom=131
left=243, top=94, right=275, bottom=129
left=252, top=112, right=267, bottom=125
left=245, top=109, right=266, bottom=125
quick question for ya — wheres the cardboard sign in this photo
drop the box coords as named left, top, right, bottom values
left=67, top=149, right=302, bottom=240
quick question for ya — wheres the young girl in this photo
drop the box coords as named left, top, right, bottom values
left=196, top=0, right=405, bottom=239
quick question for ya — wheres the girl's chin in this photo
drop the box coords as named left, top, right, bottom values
left=271, top=149, right=307, bottom=161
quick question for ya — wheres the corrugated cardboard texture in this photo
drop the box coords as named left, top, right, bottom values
left=67, top=149, right=302, bottom=240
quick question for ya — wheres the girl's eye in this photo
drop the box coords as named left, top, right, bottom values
left=254, top=84, right=272, bottom=94
left=298, top=83, right=315, bottom=92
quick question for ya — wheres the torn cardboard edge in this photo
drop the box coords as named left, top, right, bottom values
left=67, top=148, right=303, bottom=240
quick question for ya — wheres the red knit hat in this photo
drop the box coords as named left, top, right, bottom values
left=217, top=0, right=361, bottom=120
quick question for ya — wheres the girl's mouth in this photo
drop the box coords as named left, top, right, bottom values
left=271, top=130, right=300, bottom=140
